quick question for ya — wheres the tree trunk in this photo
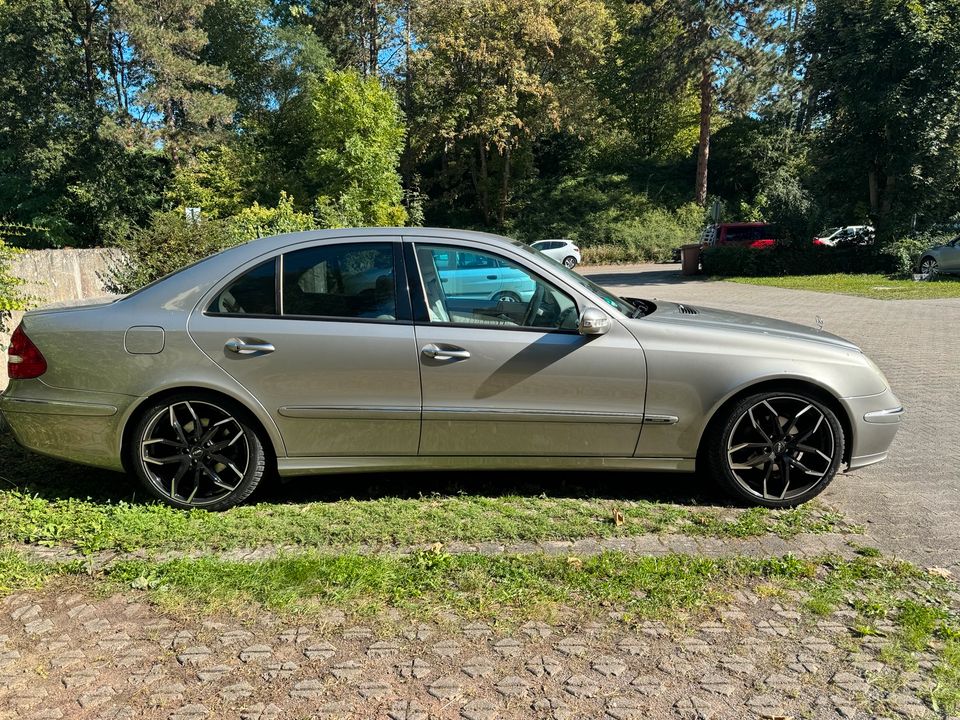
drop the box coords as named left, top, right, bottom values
left=868, top=166, right=879, bottom=215
left=369, top=0, right=379, bottom=77
left=497, top=145, right=511, bottom=227
left=694, top=61, right=712, bottom=206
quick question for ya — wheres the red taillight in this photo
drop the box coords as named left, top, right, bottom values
left=7, top=324, right=47, bottom=379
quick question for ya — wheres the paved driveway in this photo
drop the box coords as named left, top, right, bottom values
left=585, top=264, right=960, bottom=574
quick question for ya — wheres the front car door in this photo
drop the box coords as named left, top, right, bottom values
left=188, top=237, right=421, bottom=457
left=407, top=237, right=647, bottom=457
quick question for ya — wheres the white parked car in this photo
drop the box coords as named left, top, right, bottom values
left=812, top=226, right=874, bottom=247
left=531, top=239, right=581, bottom=268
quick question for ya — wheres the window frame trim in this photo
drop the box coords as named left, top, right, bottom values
left=202, top=238, right=412, bottom=325
left=404, top=240, right=582, bottom=335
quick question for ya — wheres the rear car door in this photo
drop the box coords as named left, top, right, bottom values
left=188, top=238, right=422, bottom=457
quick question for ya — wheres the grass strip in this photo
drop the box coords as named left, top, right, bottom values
left=723, top=273, right=960, bottom=300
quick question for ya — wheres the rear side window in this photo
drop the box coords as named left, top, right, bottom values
left=209, top=259, right=277, bottom=315
left=282, top=243, right=397, bottom=320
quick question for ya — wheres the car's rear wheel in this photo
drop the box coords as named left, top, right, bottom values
left=493, top=290, right=521, bottom=302
left=708, top=391, right=844, bottom=507
left=562, top=256, right=578, bottom=269
left=919, top=256, right=938, bottom=277
left=129, top=394, right=267, bottom=510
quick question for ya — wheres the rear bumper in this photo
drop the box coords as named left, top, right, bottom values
left=0, top=381, right=132, bottom=471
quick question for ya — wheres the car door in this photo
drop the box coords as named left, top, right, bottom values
left=940, top=238, right=960, bottom=271
left=188, top=238, right=422, bottom=458
left=408, top=238, right=647, bottom=457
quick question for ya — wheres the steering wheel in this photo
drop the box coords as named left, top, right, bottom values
left=522, top=284, right=546, bottom=327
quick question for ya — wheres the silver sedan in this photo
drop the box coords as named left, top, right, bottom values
left=1, top=228, right=903, bottom=510
left=919, top=235, right=960, bottom=276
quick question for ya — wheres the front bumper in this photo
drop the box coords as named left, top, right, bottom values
left=840, top=387, right=904, bottom=471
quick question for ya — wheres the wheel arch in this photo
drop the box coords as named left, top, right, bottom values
left=119, top=385, right=281, bottom=475
left=694, top=377, right=854, bottom=472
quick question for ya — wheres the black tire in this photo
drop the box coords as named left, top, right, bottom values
left=493, top=290, right=521, bottom=303
left=562, top=256, right=578, bottom=269
left=128, top=393, right=268, bottom=510
left=707, top=391, right=845, bottom=508
left=919, top=256, right=938, bottom=276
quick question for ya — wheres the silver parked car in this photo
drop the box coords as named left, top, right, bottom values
left=918, top=235, right=960, bottom=276
left=1, top=228, right=902, bottom=510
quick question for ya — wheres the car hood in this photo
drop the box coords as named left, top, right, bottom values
left=638, top=300, right=860, bottom=351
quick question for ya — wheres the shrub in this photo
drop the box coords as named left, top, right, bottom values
left=107, top=211, right=239, bottom=294
left=701, top=242, right=898, bottom=277
left=0, top=231, right=31, bottom=345
left=229, top=192, right=317, bottom=242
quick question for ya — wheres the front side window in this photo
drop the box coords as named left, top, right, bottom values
left=282, top=243, right=397, bottom=320
left=414, top=245, right=578, bottom=330
left=209, top=259, right=277, bottom=315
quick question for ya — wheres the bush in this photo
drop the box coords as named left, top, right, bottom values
left=107, top=211, right=239, bottom=294
left=0, top=231, right=31, bottom=344
left=701, top=242, right=898, bottom=277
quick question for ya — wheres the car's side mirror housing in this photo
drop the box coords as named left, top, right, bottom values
left=578, top=307, right=611, bottom=336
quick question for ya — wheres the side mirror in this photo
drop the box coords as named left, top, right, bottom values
left=578, top=307, right=611, bottom=336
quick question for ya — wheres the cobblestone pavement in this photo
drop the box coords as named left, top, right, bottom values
left=585, top=265, right=960, bottom=576
left=0, top=582, right=951, bottom=720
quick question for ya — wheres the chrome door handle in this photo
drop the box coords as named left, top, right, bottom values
left=421, top=343, right=471, bottom=361
left=225, top=337, right=275, bottom=355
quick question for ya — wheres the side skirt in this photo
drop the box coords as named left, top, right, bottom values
left=277, top=456, right=696, bottom=477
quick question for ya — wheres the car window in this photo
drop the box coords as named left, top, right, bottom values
left=209, top=259, right=277, bottom=315
left=282, top=243, right=397, bottom=321
left=414, top=245, right=579, bottom=331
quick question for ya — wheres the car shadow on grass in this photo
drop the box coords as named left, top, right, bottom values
left=0, top=433, right=726, bottom=508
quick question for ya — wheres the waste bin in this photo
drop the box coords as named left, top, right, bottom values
left=680, top=243, right=701, bottom=275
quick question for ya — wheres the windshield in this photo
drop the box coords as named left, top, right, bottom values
left=516, top=244, right=636, bottom=316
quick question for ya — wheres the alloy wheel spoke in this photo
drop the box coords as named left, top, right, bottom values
left=168, top=406, right=189, bottom=446
left=747, top=407, right=773, bottom=444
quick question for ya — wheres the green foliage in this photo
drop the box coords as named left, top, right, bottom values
left=107, top=211, right=238, bottom=294
left=229, top=192, right=317, bottom=242
left=165, top=144, right=259, bottom=220
left=0, top=233, right=28, bottom=341
left=804, top=0, right=960, bottom=238
left=702, top=243, right=900, bottom=277
left=303, top=71, right=407, bottom=227
left=511, top=171, right=703, bottom=262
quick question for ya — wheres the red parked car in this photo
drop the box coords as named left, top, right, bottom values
left=703, top=223, right=778, bottom=249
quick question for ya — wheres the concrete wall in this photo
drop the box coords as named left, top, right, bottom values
left=1, top=248, right=121, bottom=392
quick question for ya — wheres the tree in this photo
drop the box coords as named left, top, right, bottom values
left=303, top=70, right=407, bottom=227
left=629, top=1, right=787, bottom=205
left=410, top=0, right=614, bottom=227
left=110, top=0, right=236, bottom=164
left=804, top=0, right=960, bottom=235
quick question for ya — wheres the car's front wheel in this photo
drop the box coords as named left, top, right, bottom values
left=129, top=394, right=267, bottom=510
left=708, top=391, right=844, bottom=507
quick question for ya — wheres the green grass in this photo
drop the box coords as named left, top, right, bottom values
left=723, top=273, right=960, bottom=300
left=102, top=549, right=816, bottom=621
left=0, top=435, right=855, bottom=554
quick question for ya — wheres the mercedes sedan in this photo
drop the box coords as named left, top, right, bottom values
left=1, top=228, right=903, bottom=510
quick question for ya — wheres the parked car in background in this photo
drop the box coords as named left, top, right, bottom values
left=531, top=239, right=581, bottom=268
left=434, top=248, right=536, bottom=303
left=1, top=228, right=902, bottom=511
left=918, top=235, right=960, bottom=276
left=812, top=226, right=875, bottom=246
left=702, top=223, right=778, bottom=249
